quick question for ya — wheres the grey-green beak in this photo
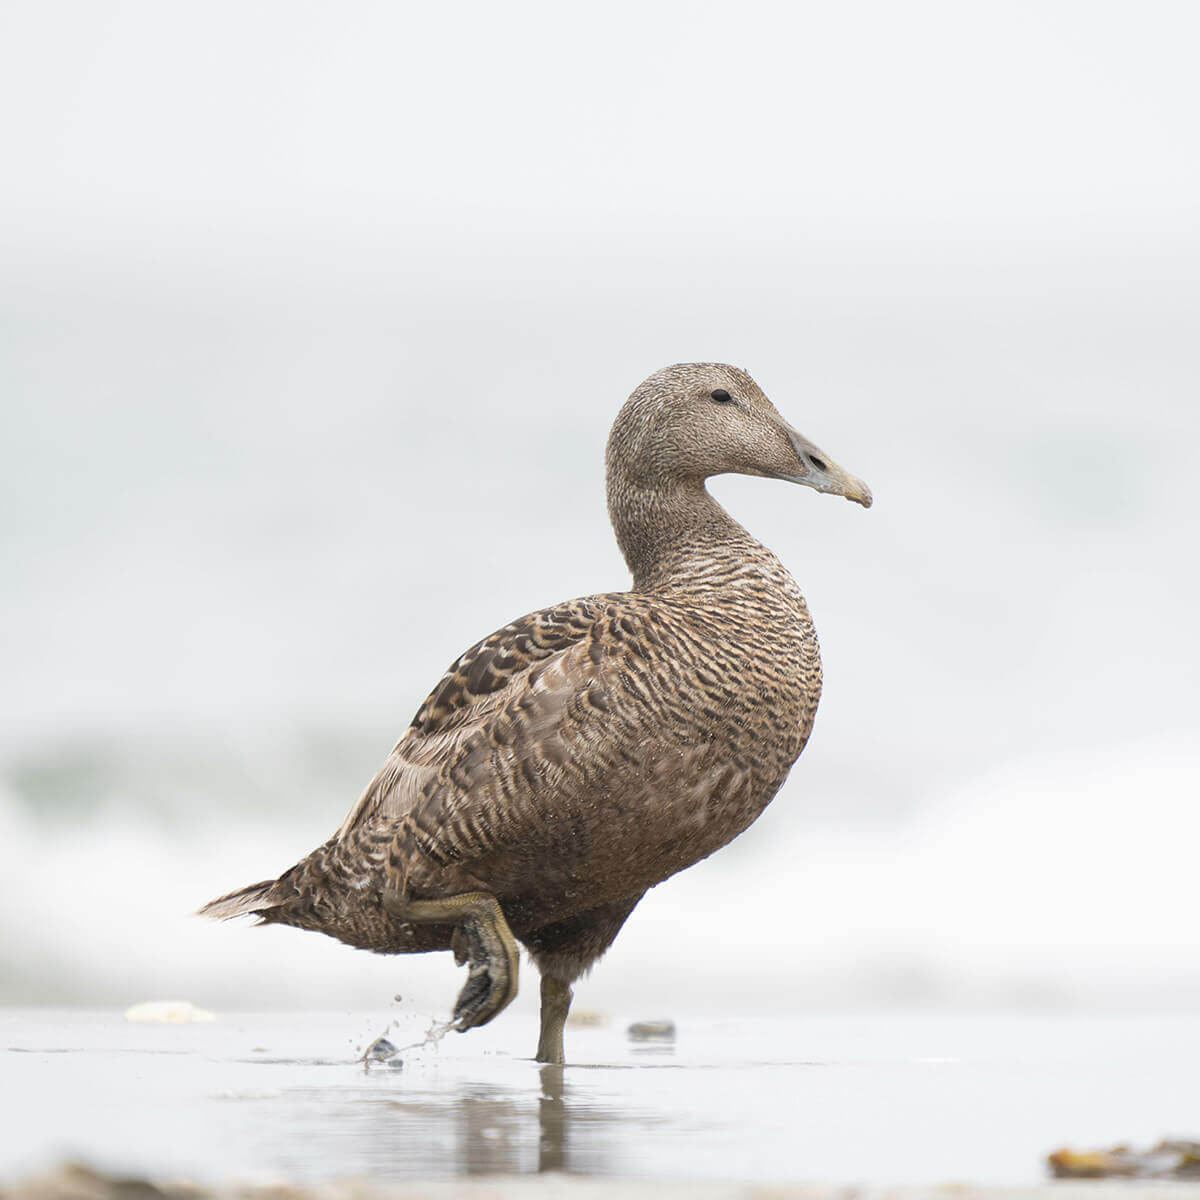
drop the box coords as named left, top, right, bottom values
left=781, top=426, right=873, bottom=508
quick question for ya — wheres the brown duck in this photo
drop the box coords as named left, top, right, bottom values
left=200, top=363, right=871, bottom=1063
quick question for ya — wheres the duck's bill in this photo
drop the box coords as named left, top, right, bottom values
left=776, top=425, right=873, bottom=508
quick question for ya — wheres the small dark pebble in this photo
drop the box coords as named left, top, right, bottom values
left=364, top=1036, right=402, bottom=1064
left=627, top=1019, right=676, bottom=1042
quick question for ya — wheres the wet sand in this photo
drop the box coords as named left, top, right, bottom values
left=3, top=1009, right=1198, bottom=1193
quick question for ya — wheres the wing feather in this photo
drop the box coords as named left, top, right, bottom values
left=334, top=593, right=751, bottom=907
left=337, top=598, right=607, bottom=836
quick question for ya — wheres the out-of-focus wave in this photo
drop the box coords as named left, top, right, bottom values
left=2, top=732, right=1196, bottom=1014
left=616, top=734, right=1200, bottom=1013
left=0, top=744, right=468, bottom=1012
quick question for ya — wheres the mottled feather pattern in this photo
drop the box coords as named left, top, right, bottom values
left=200, top=362, right=866, bottom=993
left=264, top=540, right=820, bottom=962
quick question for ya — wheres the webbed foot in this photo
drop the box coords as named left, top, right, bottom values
left=382, top=888, right=520, bottom=1030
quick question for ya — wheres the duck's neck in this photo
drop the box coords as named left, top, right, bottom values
left=607, top=472, right=774, bottom=595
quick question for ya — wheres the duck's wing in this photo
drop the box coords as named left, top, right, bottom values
left=337, top=593, right=741, bottom=900
left=337, top=596, right=607, bottom=836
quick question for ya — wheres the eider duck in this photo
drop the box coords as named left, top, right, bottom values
left=201, top=363, right=871, bottom=1063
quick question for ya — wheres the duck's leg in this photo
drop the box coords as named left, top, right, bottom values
left=524, top=893, right=646, bottom=1064
left=535, top=974, right=573, bottom=1065
left=382, top=889, right=519, bottom=1030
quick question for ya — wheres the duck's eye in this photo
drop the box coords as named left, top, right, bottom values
left=711, top=389, right=733, bottom=404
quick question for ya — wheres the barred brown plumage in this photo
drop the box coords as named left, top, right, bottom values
left=199, top=362, right=871, bottom=1063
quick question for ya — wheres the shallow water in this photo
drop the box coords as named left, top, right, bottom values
left=2, top=1009, right=1198, bottom=1186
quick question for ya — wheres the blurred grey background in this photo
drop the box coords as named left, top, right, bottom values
left=1, top=1, right=1196, bottom=1017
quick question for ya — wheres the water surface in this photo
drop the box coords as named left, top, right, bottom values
left=3, top=1009, right=1196, bottom=1186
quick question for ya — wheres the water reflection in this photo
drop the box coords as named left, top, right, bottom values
left=347, top=1052, right=677, bottom=1177
left=427, top=1062, right=624, bottom=1176
left=455, top=1089, right=526, bottom=1175
left=537, top=1065, right=566, bottom=1173
left=348, top=1060, right=620, bottom=1177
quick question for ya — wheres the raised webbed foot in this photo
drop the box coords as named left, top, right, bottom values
left=382, top=888, right=520, bottom=1030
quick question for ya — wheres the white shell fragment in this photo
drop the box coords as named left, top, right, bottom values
left=123, top=1001, right=217, bottom=1023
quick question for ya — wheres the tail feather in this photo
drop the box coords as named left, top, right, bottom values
left=197, top=879, right=281, bottom=921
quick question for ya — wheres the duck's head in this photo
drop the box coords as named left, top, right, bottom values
left=607, top=363, right=872, bottom=508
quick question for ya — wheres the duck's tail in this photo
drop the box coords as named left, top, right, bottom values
left=196, top=878, right=282, bottom=922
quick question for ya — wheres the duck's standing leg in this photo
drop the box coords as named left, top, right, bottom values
left=381, top=889, right=520, bottom=1030
left=525, top=891, right=647, bottom=1064
left=536, top=974, right=573, bottom=1064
